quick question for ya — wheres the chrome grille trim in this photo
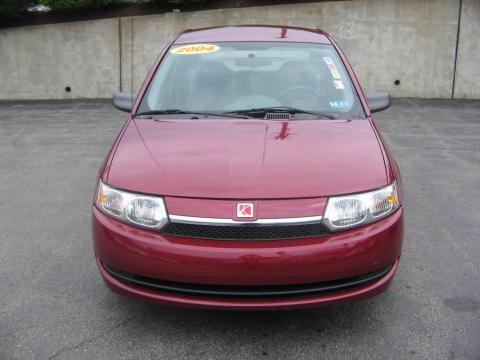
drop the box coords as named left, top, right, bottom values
left=168, top=215, right=323, bottom=227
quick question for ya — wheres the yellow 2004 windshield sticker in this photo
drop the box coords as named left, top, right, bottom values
left=171, top=44, right=221, bottom=55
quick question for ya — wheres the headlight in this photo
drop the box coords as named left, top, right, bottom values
left=95, top=181, right=168, bottom=229
left=323, top=182, right=400, bottom=231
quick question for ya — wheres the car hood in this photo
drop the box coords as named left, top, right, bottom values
left=106, top=118, right=387, bottom=199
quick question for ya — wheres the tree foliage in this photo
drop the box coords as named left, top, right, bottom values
left=0, top=0, right=32, bottom=17
left=39, top=0, right=205, bottom=10
left=39, top=0, right=119, bottom=11
left=161, top=0, right=203, bottom=5
left=0, top=0, right=207, bottom=17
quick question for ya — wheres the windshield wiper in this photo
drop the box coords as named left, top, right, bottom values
left=134, top=109, right=250, bottom=119
left=225, top=106, right=336, bottom=119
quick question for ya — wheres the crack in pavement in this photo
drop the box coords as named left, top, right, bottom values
left=391, top=146, right=480, bottom=153
left=47, top=315, right=134, bottom=360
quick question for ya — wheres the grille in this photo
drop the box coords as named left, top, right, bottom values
left=162, top=222, right=329, bottom=240
left=102, top=263, right=393, bottom=300
left=264, top=112, right=291, bottom=120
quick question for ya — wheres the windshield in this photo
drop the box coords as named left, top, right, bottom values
left=137, top=41, right=365, bottom=118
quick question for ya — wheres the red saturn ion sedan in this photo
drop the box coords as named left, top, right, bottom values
left=93, top=26, right=403, bottom=310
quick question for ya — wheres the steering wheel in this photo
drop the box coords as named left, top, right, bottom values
left=278, top=86, right=323, bottom=109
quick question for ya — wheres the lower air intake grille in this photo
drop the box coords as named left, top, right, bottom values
left=102, top=263, right=393, bottom=300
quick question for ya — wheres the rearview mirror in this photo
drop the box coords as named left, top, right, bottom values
left=366, top=92, right=391, bottom=113
left=113, top=92, right=135, bottom=112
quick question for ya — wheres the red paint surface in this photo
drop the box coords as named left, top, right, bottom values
left=175, top=25, right=331, bottom=45
left=165, top=197, right=327, bottom=219
left=97, top=256, right=399, bottom=310
left=94, top=26, right=404, bottom=309
left=93, top=206, right=402, bottom=309
left=106, top=119, right=387, bottom=199
left=93, top=207, right=402, bottom=286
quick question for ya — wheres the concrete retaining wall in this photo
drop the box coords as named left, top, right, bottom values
left=454, top=0, right=480, bottom=99
left=0, top=0, right=478, bottom=100
left=0, top=18, right=120, bottom=99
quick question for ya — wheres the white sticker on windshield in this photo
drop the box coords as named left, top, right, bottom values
left=333, top=80, right=345, bottom=90
left=323, top=56, right=341, bottom=80
left=329, top=101, right=350, bottom=109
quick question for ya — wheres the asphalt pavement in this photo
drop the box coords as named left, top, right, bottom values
left=0, top=98, right=479, bottom=359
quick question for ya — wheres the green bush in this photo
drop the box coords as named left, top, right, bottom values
left=39, top=0, right=119, bottom=11
left=0, top=0, right=32, bottom=17
left=163, top=0, right=203, bottom=5
left=0, top=0, right=208, bottom=17
left=39, top=0, right=205, bottom=11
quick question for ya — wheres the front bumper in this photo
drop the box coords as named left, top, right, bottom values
left=93, top=206, right=403, bottom=309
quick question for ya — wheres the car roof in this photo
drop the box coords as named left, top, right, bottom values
left=174, top=25, right=331, bottom=45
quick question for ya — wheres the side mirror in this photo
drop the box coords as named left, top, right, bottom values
left=113, top=92, right=134, bottom=112
left=366, top=92, right=391, bottom=113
